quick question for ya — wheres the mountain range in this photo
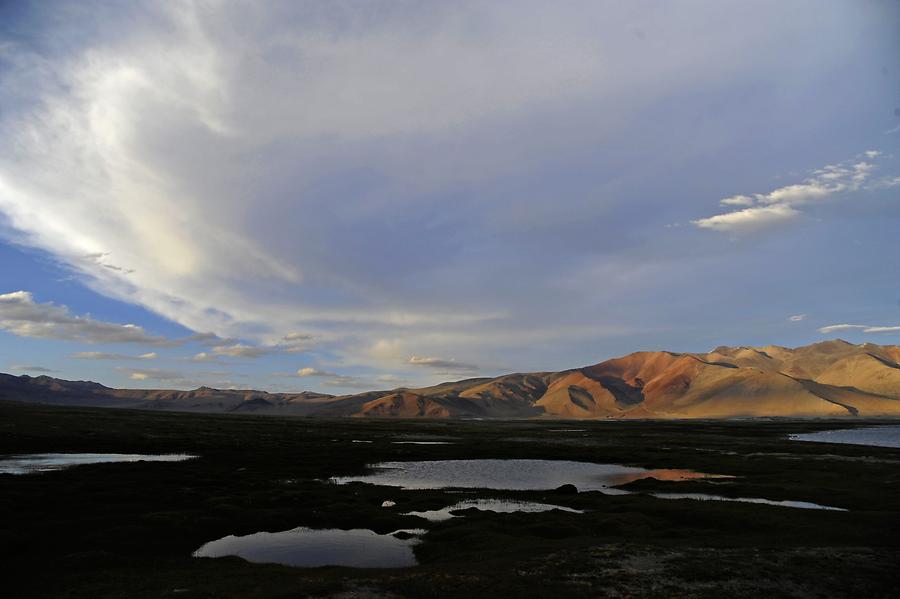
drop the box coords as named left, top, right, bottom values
left=4, top=340, right=900, bottom=418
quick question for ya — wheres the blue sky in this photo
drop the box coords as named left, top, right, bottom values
left=1, top=1, right=899, bottom=392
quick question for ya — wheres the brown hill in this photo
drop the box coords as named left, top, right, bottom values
left=4, top=341, right=900, bottom=419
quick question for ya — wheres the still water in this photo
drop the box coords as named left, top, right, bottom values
left=651, top=493, right=846, bottom=511
left=333, top=459, right=843, bottom=511
left=0, top=453, right=196, bottom=475
left=790, top=426, right=900, bottom=449
left=404, top=498, right=583, bottom=521
left=194, top=527, right=421, bottom=568
left=330, top=459, right=727, bottom=492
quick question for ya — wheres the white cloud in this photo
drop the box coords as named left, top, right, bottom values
left=695, top=155, right=888, bottom=234
left=126, top=368, right=185, bottom=381
left=211, top=343, right=271, bottom=358
left=297, top=367, right=338, bottom=377
left=788, top=314, right=806, bottom=322
left=276, top=333, right=316, bottom=354
left=295, top=366, right=369, bottom=389
left=816, top=323, right=900, bottom=334
left=692, top=204, right=800, bottom=233
left=756, top=182, right=833, bottom=205
left=719, top=195, right=754, bottom=207
left=0, top=290, right=167, bottom=344
left=121, top=366, right=234, bottom=388
left=71, top=351, right=157, bottom=360
left=191, top=352, right=219, bottom=362
left=818, top=324, right=867, bottom=333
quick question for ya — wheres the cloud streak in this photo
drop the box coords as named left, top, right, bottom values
left=9, top=365, right=57, bottom=373
left=0, top=291, right=168, bottom=345
left=818, top=324, right=900, bottom=334
left=71, top=351, right=157, bottom=360
left=408, top=356, right=479, bottom=372
left=296, top=366, right=369, bottom=389
left=693, top=154, right=892, bottom=234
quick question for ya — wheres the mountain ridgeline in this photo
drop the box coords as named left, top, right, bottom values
left=4, top=340, right=900, bottom=419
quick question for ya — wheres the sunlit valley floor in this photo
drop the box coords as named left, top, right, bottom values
left=1, top=400, right=899, bottom=598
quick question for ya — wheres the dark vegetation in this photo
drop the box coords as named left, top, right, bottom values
left=1, top=400, right=899, bottom=598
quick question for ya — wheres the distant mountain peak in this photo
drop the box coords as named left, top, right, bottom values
left=3, top=341, right=900, bottom=419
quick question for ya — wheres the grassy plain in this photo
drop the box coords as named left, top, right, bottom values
left=1, top=400, right=898, bottom=598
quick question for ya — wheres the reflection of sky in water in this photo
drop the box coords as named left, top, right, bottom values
left=335, top=459, right=844, bottom=511
left=651, top=493, right=845, bottom=511
left=790, top=426, right=900, bottom=449
left=331, top=459, right=727, bottom=492
left=0, top=453, right=196, bottom=475
left=392, top=441, right=453, bottom=445
left=194, top=527, right=421, bottom=568
left=405, top=498, right=583, bottom=521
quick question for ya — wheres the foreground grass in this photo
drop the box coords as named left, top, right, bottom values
left=1, top=400, right=898, bottom=598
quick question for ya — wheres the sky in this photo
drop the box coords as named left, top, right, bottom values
left=0, top=0, right=899, bottom=393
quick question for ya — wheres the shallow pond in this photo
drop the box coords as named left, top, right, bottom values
left=332, top=459, right=846, bottom=511
left=651, top=493, right=846, bottom=511
left=392, top=441, right=453, bottom=445
left=790, top=426, right=900, bottom=449
left=0, top=453, right=196, bottom=475
left=194, top=527, right=422, bottom=568
left=330, top=459, right=727, bottom=492
left=404, top=498, right=583, bottom=522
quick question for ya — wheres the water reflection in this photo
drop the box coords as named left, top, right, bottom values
left=331, top=459, right=728, bottom=492
left=405, top=498, right=583, bottom=521
left=392, top=441, right=453, bottom=445
left=0, top=453, right=196, bottom=475
left=194, top=527, right=422, bottom=568
left=790, top=426, right=900, bottom=449
left=650, top=493, right=846, bottom=511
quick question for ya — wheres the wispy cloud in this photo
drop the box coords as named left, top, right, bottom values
left=9, top=365, right=57, bottom=373
left=408, top=356, right=479, bottom=372
left=296, top=366, right=370, bottom=389
left=693, top=204, right=800, bottom=233
left=71, top=351, right=157, bottom=360
left=125, top=368, right=185, bottom=382
left=190, top=352, right=224, bottom=363
left=276, top=333, right=316, bottom=354
left=719, top=195, right=755, bottom=207
left=211, top=343, right=272, bottom=359
left=789, top=314, right=806, bottom=322
left=694, top=153, right=893, bottom=234
left=297, top=367, right=339, bottom=378
left=818, top=323, right=900, bottom=334
left=0, top=291, right=167, bottom=345
left=119, top=366, right=235, bottom=389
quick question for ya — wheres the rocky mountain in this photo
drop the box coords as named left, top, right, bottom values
left=4, top=340, right=900, bottom=418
